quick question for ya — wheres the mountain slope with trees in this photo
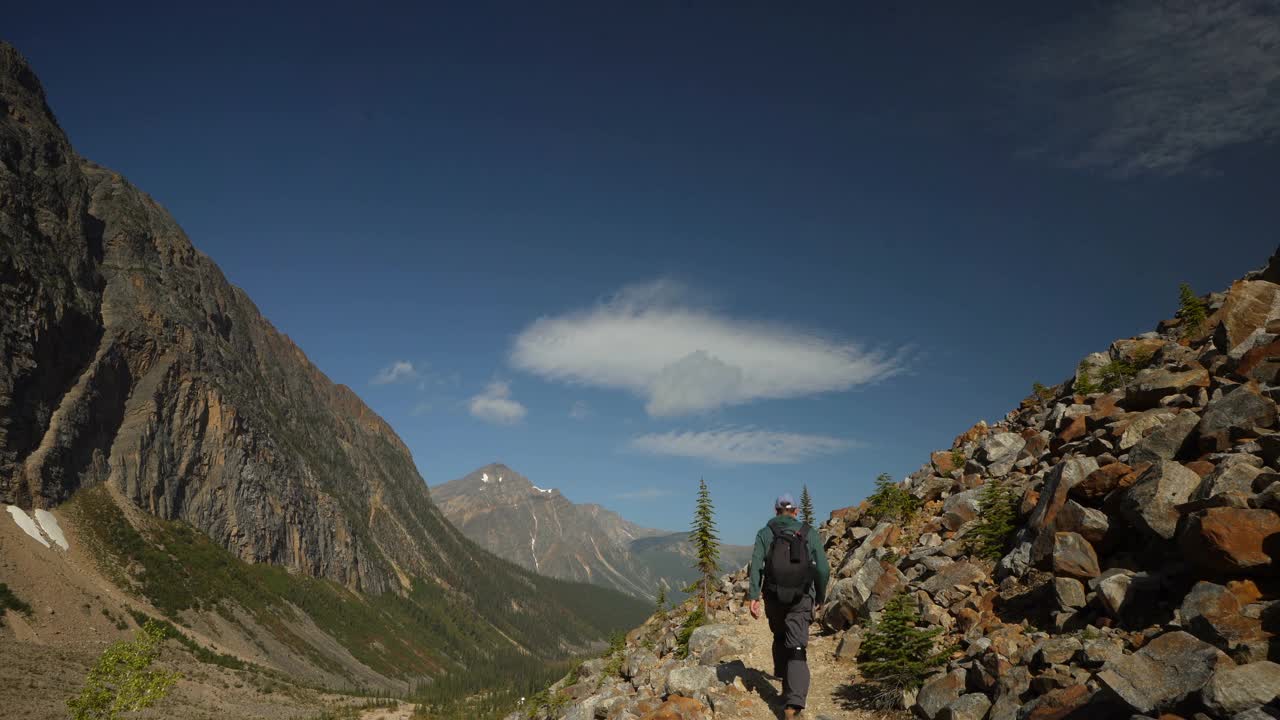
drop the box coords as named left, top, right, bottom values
left=0, top=40, right=648, bottom=715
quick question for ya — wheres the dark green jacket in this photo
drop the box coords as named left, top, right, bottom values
left=748, top=515, right=830, bottom=602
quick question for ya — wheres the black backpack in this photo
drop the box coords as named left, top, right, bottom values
left=764, top=524, right=815, bottom=604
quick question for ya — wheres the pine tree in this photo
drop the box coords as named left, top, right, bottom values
left=858, top=593, right=954, bottom=706
left=970, top=477, right=1017, bottom=560
left=689, top=478, right=721, bottom=616
left=800, top=485, right=815, bottom=527
left=654, top=583, right=668, bottom=622
left=1177, top=282, right=1208, bottom=338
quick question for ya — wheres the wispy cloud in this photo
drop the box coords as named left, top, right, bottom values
left=510, top=280, right=905, bottom=416
left=468, top=381, right=527, bottom=425
left=629, top=427, right=854, bottom=465
left=616, top=487, right=673, bottom=501
left=1019, top=0, right=1280, bottom=176
left=371, top=360, right=419, bottom=385
left=569, top=401, right=592, bottom=420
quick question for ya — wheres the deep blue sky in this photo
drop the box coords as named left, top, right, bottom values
left=8, top=2, right=1278, bottom=543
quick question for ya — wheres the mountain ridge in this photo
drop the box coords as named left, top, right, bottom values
left=433, top=462, right=753, bottom=598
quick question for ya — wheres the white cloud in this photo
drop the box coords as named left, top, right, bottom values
left=1020, top=0, right=1280, bottom=176
left=629, top=427, right=854, bottom=465
left=510, top=280, right=904, bottom=416
left=569, top=401, right=592, bottom=420
left=616, top=487, right=674, bottom=501
left=468, top=381, right=527, bottom=425
left=371, top=360, right=419, bottom=385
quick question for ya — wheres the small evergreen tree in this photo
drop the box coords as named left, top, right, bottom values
left=858, top=593, right=954, bottom=706
left=68, top=620, right=180, bottom=720
left=654, top=583, right=668, bottom=622
left=969, top=477, right=1018, bottom=560
left=1073, top=360, right=1099, bottom=395
left=866, top=473, right=919, bottom=524
left=1177, top=282, right=1209, bottom=338
left=689, top=478, right=720, bottom=616
left=801, top=485, right=815, bottom=527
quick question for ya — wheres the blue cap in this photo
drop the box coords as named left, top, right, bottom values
left=775, top=493, right=795, bottom=510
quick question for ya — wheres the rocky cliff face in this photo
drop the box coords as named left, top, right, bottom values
left=0, top=41, right=648, bottom=682
left=433, top=463, right=752, bottom=598
left=523, top=251, right=1280, bottom=720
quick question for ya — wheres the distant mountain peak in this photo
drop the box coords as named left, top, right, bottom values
left=432, top=464, right=751, bottom=599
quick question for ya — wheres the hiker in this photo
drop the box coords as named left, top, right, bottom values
left=747, top=493, right=830, bottom=719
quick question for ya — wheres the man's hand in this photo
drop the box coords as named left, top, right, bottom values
left=749, top=599, right=762, bottom=619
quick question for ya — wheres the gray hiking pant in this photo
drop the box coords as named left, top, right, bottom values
left=765, top=594, right=813, bottom=709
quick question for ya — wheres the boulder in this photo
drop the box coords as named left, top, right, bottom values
left=1201, top=661, right=1280, bottom=715
left=1032, top=637, right=1083, bottom=667
left=914, top=668, right=967, bottom=720
left=1095, top=570, right=1137, bottom=618
left=823, top=560, right=905, bottom=630
left=942, top=489, right=984, bottom=531
left=939, top=693, right=992, bottom=720
left=1055, top=500, right=1109, bottom=545
left=637, top=695, right=708, bottom=720
left=623, top=648, right=660, bottom=680
left=1238, top=338, right=1280, bottom=384
left=686, top=624, right=747, bottom=665
left=920, top=560, right=988, bottom=598
left=1029, top=457, right=1100, bottom=532
left=834, top=626, right=863, bottom=660
left=1120, top=461, right=1201, bottom=540
left=1198, top=388, right=1278, bottom=453
left=979, top=433, right=1027, bottom=478
left=1117, top=410, right=1179, bottom=450
left=1127, top=411, right=1200, bottom=466
left=1216, top=279, right=1280, bottom=353
left=1180, top=507, right=1280, bottom=575
left=1179, top=581, right=1272, bottom=657
left=1197, top=462, right=1264, bottom=500
left=1053, top=577, right=1087, bottom=610
left=1096, top=631, right=1234, bottom=714
left=1051, top=532, right=1100, bottom=579
left=1079, top=637, right=1125, bottom=667
left=664, top=667, right=718, bottom=703
left=933, top=450, right=962, bottom=474
left=1014, top=685, right=1092, bottom=720
left=1071, top=463, right=1137, bottom=503
left=1126, top=366, right=1211, bottom=410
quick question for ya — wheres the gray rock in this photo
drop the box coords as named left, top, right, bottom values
left=1080, top=637, right=1125, bottom=667
left=1199, top=388, right=1279, bottom=452
left=979, top=433, right=1027, bottom=477
left=1033, top=636, right=1083, bottom=667
left=1118, top=409, right=1180, bottom=450
left=942, top=489, right=984, bottom=530
left=1096, top=630, right=1235, bottom=714
left=939, top=693, right=992, bottom=720
left=1051, top=532, right=1100, bottom=579
left=835, top=627, right=863, bottom=660
left=686, top=624, right=747, bottom=665
left=1128, top=411, right=1200, bottom=466
left=1120, top=461, right=1201, bottom=540
left=1053, top=577, right=1087, bottom=610
left=1202, top=661, right=1280, bottom=715
left=1197, top=462, right=1263, bottom=500
left=1055, top=500, right=1110, bottom=545
left=622, top=648, right=659, bottom=680
left=914, top=669, right=967, bottom=720
left=665, top=665, right=719, bottom=701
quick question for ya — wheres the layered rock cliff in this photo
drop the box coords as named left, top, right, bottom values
left=433, top=463, right=752, bottom=598
left=521, top=251, right=1280, bottom=720
left=0, top=40, right=648, bottom=685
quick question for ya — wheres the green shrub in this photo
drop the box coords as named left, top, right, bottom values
left=675, top=607, right=706, bottom=659
left=1177, top=283, right=1209, bottom=338
left=858, top=594, right=954, bottom=706
left=969, top=478, right=1018, bottom=561
left=1031, top=382, right=1055, bottom=404
left=1073, top=361, right=1100, bottom=395
left=866, top=474, right=919, bottom=524
left=601, top=630, right=626, bottom=680
left=67, top=620, right=180, bottom=720
left=949, top=449, right=966, bottom=471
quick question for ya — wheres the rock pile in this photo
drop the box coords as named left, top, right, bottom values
left=522, top=250, right=1280, bottom=720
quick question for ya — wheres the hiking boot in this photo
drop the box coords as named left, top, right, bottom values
left=784, top=707, right=802, bottom=720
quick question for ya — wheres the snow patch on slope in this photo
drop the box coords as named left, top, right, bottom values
left=7, top=506, right=50, bottom=548
left=532, top=485, right=554, bottom=494
left=34, top=509, right=68, bottom=550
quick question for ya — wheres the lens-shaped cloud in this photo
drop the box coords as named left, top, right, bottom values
left=630, top=427, right=855, bottom=464
left=510, top=280, right=904, bottom=416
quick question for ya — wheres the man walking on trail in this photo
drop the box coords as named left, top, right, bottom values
left=748, top=493, right=830, bottom=718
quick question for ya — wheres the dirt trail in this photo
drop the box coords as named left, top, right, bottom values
left=730, top=611, right=892, bottom=720
left=358, top=701, right=415, bottom=719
